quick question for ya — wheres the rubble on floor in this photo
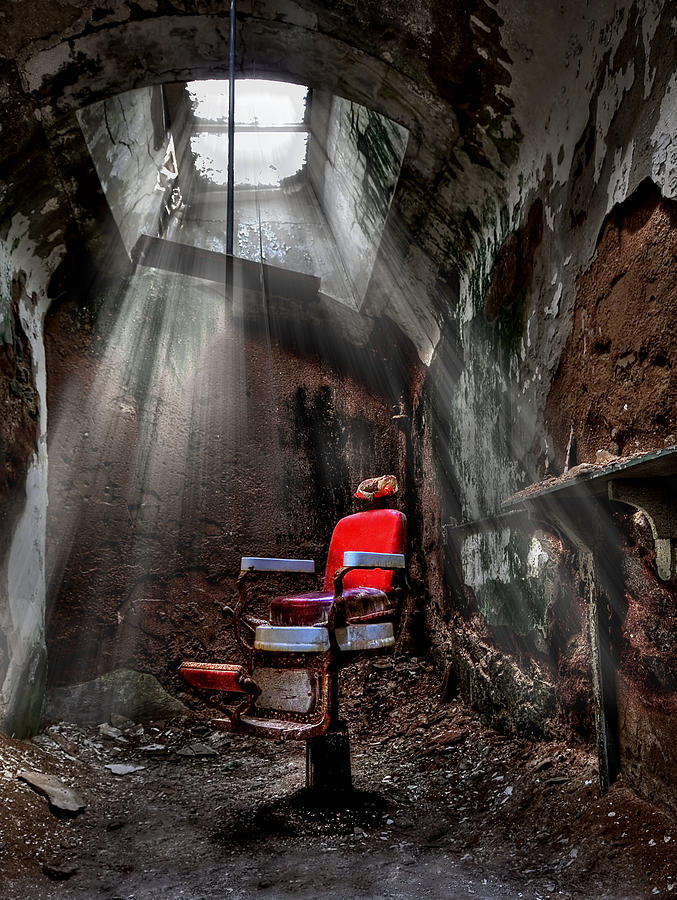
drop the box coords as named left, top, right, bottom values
left=0, top=655, right=675, bottom=898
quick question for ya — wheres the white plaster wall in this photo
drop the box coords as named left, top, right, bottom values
left=0, top=214, right=60, bottom=734
left=308, top=91, right=408, bottom=306
left=77, top=86, right=175, bottom=257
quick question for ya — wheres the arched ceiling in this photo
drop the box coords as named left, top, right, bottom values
left=1, top=1, right=674, bottom=360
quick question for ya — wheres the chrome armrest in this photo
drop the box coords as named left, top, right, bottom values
left=240, top=557, right=315, bottom=574
left=341, top=551, right=405, bottom=569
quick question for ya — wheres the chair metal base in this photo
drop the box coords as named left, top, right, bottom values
left=306, top=721, right=352, bottom=792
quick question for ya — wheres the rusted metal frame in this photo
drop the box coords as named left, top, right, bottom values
left=240, top=613, right=269, bottom=636
left=580, top=550, right=620, bottom=794
left=234, top=569, right=257, bottom=662
left=215, top=649, right=335, bottom=740
left=217, top=713, right=332, bottom=741
left=251, top=648, right=332, bottom=723
left=215, top=559, right=403, bottom=742
left=608, top=477, right=677, bottom=581
left=226, top=692, right=258, bottom=731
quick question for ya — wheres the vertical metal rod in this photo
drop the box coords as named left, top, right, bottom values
left=226, top=0, right=236, bottom=257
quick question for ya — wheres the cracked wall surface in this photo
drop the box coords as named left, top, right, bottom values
left=44, top=267, right=412, bottom=696
left=77, top=86, right=174, bottom=257
left=308, top=90, right=408, bottom=305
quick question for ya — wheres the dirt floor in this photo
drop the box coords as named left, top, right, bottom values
left=1, top=655, right=676, bottom=899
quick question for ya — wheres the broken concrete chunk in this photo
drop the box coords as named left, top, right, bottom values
left=43, top=861, right=78, bottom=881
left=45, top=669, right=187, bottom=725
left=98, top=723, right=127, bottom=742
left=176, top=742, right=218, bottom=758
left=104, top=763, right=146, bottom=776
left=18, top=770, right=85, bottom=816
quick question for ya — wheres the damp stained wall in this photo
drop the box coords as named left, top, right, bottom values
left=308, top=91, right=408, bottom=305
left=77, top=86, right=175, bottom=258
left=416, top=0, right=677, bottom=809
left=0, top=224, right=58, bottom=736
left=44, top=265, right=410, bottom=695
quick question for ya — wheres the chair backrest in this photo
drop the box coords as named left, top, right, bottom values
left=323, top=509, right=407, bottom=593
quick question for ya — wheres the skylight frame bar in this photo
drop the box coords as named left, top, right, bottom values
left=226, top=0, right=236, bottom=256
left=191, top=122, right=308, bottom=133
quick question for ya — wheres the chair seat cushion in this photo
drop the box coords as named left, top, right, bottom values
left=270, top=586, right=395, bottom=626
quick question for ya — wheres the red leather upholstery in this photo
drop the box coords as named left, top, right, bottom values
left=268, top=510, right=406, bottom=627
left=322, top=510, right=406, bottom=593
left=270, top=586, right=395, bottom=626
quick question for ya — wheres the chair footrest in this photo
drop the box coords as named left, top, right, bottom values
left=179, top=661, right=259, bottom=694
left=211, top=713, right=330, bottom=741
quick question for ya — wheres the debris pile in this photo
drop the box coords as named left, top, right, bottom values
left=0, top=656, right=675, bottom=898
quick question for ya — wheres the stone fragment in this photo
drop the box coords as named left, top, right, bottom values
left=43, top=861, right=78, bottom=881
left=45, top=669, right=187, bottom=726
left=595, top=449, right=618, bottom=464
left=98, top=723, right=127, bottom=742
left=110, top=713, right=135, bottom=729
left=18, top=770, right=85, bottom=816
left=430, top=727, right=468, bottom=747
left=176, top=742, right=218, bottom=758
left=104, top=763, right=146, bottom=776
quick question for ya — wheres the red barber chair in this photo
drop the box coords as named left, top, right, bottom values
left=179, top=507, right=406, bottom=790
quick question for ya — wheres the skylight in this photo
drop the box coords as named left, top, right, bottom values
left=188, top=80, right=309, bottom=188
left=78, top=80, right=409, bottom=309
left=188, top=79, right=307, bottom=126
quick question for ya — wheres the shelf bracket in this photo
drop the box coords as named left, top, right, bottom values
left=608, top=478, right=677, bottom=581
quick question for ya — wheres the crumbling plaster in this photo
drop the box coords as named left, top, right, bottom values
left=423, top=1, right=676, bottom=532
left=0, top=218, right=56, bottom=735
left=420, top=0, right=677, bottom=775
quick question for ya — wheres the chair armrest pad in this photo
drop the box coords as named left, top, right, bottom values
left=341, top=551, right=405, bottom=569
left=240, top=557, right=315, bottom=573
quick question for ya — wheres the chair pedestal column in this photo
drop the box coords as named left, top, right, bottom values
left=305, top=719, right=352, bottom=792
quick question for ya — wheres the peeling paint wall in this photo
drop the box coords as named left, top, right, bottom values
left=308, top=91, right=408, bottom=305
left=0, top=227, right=54, bottom=736
left=420, top=0, right=677, bottom=805
left=77, top=86, right=175, bottom=257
